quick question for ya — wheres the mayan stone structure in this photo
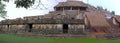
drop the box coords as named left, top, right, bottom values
left=0, top=0, right=120, bottom=38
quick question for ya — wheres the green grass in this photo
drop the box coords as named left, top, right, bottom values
left=0, top=34, right=120, bottom=43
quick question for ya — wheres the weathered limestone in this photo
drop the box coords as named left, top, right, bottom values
left=8, top=24, right=25, bottom=33
left=32, top=24, right=63, bottom=34
left=69, top=24, right=85, bottom=34
left=0, top=25, right=9, bottom=32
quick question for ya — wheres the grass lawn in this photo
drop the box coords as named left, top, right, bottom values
left=0, top=34, right=120, bottom=43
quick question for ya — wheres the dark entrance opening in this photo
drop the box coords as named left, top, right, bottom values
left=7, top=25, right=9, bottom=28
left=7, top=25, right=9, bottom=31
left=119, top=23, right=120, bottom=27
left=28, top=24, right=33, bottom=32
left=63, top=24, right=68, bottom=33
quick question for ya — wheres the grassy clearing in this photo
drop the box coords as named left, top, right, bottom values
left=0, top=34, right=119, bottom=43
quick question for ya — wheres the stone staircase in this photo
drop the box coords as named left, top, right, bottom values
left=103, top=19, right=120, bottom=39
left=90, top=32, right=106, bottom=38
left=107, top=19, right=119, bottom=29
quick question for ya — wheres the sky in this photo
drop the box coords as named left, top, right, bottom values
left=0, top=0, right=120, bottom=20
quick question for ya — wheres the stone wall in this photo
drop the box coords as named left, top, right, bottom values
left=9, top=24, right=26, bottom=33
left=69, top=24, right=85, bottom=35
left=31, top=24, right=85, bottom=35
left=32, top=24, right=63, bottom=34
left=0, top=25, right=8, bottom=32
left=0, top=23, right=85, bottom=35
left=0, top=24, right=26, bottom=33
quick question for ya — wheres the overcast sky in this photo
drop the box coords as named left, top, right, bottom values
left=1, top=0, right=120, bottom=20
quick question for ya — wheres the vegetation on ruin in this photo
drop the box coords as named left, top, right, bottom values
left=0, top=34, right=120, bottom=43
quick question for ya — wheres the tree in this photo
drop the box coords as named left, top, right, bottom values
left=104, top=8, right=107, bottom=11
left=14, top=0, right=35, bottom=9
left=0, top=1, right=7, bottom=19
left=0, top=0, right=36, bottom=18
left=97, top=6, right=103, bottom=10
left=0, top=0, right=35, bottom=9
left=111, top=11, right=115, bottom=15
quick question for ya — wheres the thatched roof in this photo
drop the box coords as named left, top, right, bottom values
left=114, top=16, right=120, bottom=22
left=85, top=12, right=110, bottom=28
left=55, top=1, right=87, bottom=7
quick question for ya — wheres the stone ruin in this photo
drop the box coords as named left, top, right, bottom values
left=0, top=0, right=120, bottom=39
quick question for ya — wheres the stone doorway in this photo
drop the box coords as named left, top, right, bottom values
left=63, top=24, right=68, bottom=34
left=28, top=24, right=33, bottom=32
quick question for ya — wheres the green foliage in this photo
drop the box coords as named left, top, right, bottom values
left=1, top=0, right=35, bottom=9
left=97, top=6, right=103, bottom=10
left=0, top=2, right=7, bottom=19
left=2, top=0, right=9, bottom=2
left=0, top=34, right=120, bottom=43
left=0, top=0, right=36, bottom=18
left=14, top=0, right=35, bottom=9
left=111, top=11, right=115, bottom=15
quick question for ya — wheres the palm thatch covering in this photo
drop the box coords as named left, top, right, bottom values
left=85, top=12, right=110, bottom=28
left=55, top=1, right=87, bottom=7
